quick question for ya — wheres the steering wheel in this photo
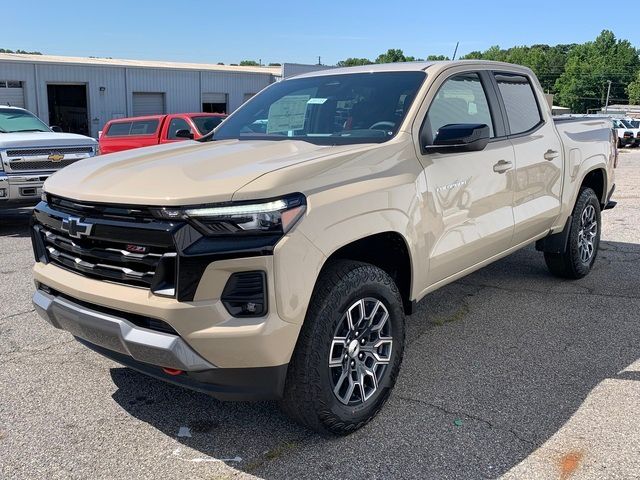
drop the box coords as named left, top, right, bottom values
left=368, top=121, right=396, bottom=131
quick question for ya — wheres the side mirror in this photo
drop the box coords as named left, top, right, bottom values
left=50, top=125, right=63, bottom=133
left=175, top=129, right=194, bottom=139
left=424, top=123, right=490, bottom=154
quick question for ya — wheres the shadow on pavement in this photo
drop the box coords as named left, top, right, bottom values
left=109, top=241, right=640, bottom=478
left=0, top=209, right=32, bottom=238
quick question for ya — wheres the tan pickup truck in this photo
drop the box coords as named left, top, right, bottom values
left=30, top=61, right=616, bottom=434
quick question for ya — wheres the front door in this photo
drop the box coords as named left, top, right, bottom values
left=416, top=71, right=516, bottom=285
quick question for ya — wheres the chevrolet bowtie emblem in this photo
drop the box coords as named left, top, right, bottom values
left=48, top=152, right=65, bottom=162
left=61, top=217, right=93, bottom=239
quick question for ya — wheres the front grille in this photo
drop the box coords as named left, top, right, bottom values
left=9, top=158, right=82, bottom=171
left=6, top=146, right=94, bottom=157
left=39, top=225, right=175, bottom=289
left=49, top=195, right=155, bottom=222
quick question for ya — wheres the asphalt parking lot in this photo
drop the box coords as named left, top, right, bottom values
left=1, top=153, right=639, bottom=480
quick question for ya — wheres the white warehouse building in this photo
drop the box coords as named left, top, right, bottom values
left=0, top=53, right=328, bottom=138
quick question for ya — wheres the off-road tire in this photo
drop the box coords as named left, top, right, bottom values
left=280, top=260, right=406, bottom=435
left=544, top=188, right=601, bottom=279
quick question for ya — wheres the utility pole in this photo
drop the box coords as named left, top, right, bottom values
left=318, top=56, right=321, bottom=65
left=452, top=41, right=459, bottom=61
left=604, top=80, right=612, bottom=113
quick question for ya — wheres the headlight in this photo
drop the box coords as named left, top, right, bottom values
left=152, top=193, right=306, bottom=236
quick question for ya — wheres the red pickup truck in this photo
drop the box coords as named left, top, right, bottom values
left=99, top=113, right=226, bottom=154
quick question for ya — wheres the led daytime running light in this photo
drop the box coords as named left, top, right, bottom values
left=185, top=199, right=288, bottom=217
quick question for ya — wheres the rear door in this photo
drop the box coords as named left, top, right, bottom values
left=415, top=69, right=516, bottom=285
left=492, top=72, right=563, bottom=244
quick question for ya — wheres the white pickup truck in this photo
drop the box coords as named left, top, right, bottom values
left=0, top=106, right=98, bottom=210
left=31, top=61, right=617, bottom=434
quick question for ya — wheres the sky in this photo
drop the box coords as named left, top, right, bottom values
left=3, top=0, right=638, bottom=66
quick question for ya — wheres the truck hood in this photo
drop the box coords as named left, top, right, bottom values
left=43, top=139, right=366, bottom=205
left=0, top=131, right=97, bottom=148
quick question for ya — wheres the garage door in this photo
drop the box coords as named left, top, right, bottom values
left=202, top=93, right=227, bottom=104
left=0, top=81, right=25, bottom=108
left=132, top=92, right=165, bottom=116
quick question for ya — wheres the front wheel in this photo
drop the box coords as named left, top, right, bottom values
left=281, top=260, right=406, bottom=435
left=544, top=187, right=601, bottom=279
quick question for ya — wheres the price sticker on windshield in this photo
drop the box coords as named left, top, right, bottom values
left=267, top=95, right=310, bottom=134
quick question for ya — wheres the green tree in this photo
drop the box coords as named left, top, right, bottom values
left=0, top=48, right=42, bottom=54
left=239, top=60, right=260, bottom=66
left=375, top=49, right=408, bottom=63
left=628, top=71, right=640, bottom=104
left=336, top=57, right=373, bottom=67
left=426, top=55, right=450, bottom=61
left=554, top=30, right=640, bottom=112
left=268, top=62, right=282, bottom=66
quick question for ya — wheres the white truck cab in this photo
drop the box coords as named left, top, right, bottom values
left=0, top=106, right=98, bottom=210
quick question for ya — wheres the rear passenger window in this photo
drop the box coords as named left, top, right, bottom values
left=426, top=72, right=494, bottom=142
left=106, top=122, right=132, bottom=136
left=494, top=73, right=542, bottom=134
left=130, top=120, right=159, bottom=135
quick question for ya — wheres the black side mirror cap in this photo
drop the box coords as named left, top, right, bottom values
left=175, top=129, right=194, bottom=139
left=50, top=126, right=63, bottom=133
left=424, top=123, right=490, bottom=154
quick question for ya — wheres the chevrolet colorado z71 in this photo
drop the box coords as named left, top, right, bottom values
left=0, top=106, right=97, bottom=209
left=31, top=61, right=616, bottom=434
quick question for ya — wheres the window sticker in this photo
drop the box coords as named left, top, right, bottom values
left=267, top=95, right=310, bottom=134
left=307, top=97, right=328, bottom=105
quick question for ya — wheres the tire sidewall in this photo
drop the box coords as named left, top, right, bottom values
left=568, top=189, right=601, bottom=275
left=312, top=268, right=405, bottom=428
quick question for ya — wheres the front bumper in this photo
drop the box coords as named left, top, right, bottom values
left=33, top=288, right=215, bottom=371
left=0, top=172, right=49, bottom=207
left=32, top=287, right=288, bottom=400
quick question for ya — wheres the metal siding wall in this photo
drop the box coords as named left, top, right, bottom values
left=32, top=64, right=127, bottom=138
left=126, top=68, right=200, bottom=116
left=0, top=59, right=278, bottom=138
left=201, top=71, right=272, bottom=113
left=0, top=62, right=37, bottom=114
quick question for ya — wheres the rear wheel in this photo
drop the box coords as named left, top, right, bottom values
left=544, top=188, right=601, bottom=279
left=281, top=260, right=406, bottom=434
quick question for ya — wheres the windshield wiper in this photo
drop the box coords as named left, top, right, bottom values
left=10, top=129, right=48, bottom=133
left=0, top=127, right=6, bottom=133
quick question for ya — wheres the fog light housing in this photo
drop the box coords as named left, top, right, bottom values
left=221, top=271, right=267, bottom=317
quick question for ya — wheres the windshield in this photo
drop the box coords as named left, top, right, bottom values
left=191, top=115, right=225, bottom=135
left=211, top=71, right=426, bottom=145
left=0, top=108, right=50, bottom=133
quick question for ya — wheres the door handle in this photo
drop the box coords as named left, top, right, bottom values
left=493, top=160, right=513, bottom=173
left=544, top=149, right=559, bottom=160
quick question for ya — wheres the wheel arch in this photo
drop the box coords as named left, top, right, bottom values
left=318, top=231, right=415, bottom=315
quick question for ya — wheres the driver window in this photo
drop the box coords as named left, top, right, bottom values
left=426, top=73, right=494, bottom=143
left=167, top=117, right=191, bottom=139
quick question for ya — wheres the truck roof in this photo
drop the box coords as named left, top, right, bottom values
left=290, top=60, right=535, bottom=79
left=106, top=113, right=227, bottom=123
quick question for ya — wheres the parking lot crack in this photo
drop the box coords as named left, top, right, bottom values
left=395, top=394, right=538, bottom=446
left=0, top=308, right=35, bottom=324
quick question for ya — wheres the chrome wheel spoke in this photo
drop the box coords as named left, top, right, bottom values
left=329, top=337, right=347, bottom=367
left=577, top=204, right=597, bottom=264
left=329, top=297, right=393, bottom=406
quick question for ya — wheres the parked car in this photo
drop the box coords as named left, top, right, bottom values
left=613, top=118, right=640, bottom=147
left=99, top=113, right=227, bottom=154
left=31, top=61, right=616, bottom=434
left=0, top=106, right=97, bottom=209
